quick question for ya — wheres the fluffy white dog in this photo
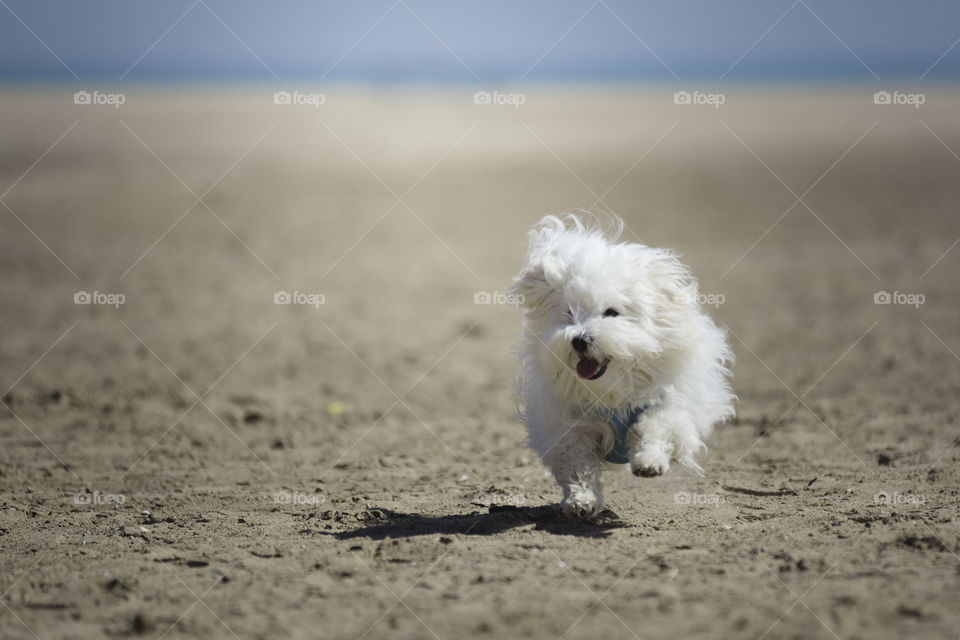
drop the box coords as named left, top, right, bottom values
left=511, top=214, right=735, bottom=518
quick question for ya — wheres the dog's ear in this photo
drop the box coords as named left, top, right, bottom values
left=642, top=250, right=703, bottom=326
left=634, top=248, right=696, bottom=302
left=622, top=245, right=698, bottom=313
left=510, top=263, right=555, bottom=312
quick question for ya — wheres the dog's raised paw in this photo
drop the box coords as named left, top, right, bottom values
left=631, top=448, right=670, bottom=477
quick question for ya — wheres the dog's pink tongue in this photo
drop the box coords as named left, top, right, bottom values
left=576, top=357, right=600, bottom=379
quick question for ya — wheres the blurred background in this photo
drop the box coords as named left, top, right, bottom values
left=2, top=2, right=960, bottom=639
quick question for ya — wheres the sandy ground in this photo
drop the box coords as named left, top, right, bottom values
left=1, top=86, right=959, bottom=639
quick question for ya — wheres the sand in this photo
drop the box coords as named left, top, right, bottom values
left=1, top=86, right=959, bottom=639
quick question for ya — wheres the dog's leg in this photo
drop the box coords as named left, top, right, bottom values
left=542, top=427, right=606, bottom=519
left=628, top=406, right=687, bottom=477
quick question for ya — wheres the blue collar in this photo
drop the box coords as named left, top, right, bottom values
left=596, top=402, right=654, bottom=464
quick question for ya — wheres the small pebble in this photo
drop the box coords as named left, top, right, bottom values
left=243, top=410, right=264, bottom=423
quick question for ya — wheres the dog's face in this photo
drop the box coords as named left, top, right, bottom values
left=513, top=218, right=699, bottom=408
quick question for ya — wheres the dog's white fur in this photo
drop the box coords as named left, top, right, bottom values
left=511, top=213, right=735, bottom=518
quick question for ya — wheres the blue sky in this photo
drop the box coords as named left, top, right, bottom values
left=2, top=0, right=959, bottom=82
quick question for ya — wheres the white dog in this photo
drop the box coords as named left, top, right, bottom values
left=511, top=214, right=735, bottom=518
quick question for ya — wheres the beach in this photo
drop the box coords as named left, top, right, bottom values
left=1, top=86, right=959, bottom=639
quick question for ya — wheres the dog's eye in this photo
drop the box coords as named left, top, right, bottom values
left=603, top=308, right=619, bottom=318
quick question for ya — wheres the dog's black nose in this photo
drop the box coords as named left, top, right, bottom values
left=572, top=335, right=590, bottom=353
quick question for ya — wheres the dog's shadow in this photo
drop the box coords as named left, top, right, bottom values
left=325, top=505, right=629, bottom=540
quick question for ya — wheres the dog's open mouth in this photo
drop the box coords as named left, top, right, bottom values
left=576, top=357, right=609, bottom=380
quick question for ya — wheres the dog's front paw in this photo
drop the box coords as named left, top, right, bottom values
left=631, top=447, right=671, bottom=477
left=561, top=485, right=602, bottom=519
